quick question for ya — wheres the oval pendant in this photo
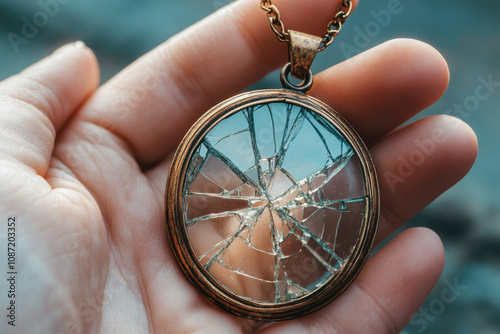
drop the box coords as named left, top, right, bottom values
left=166, top=89, right=379, bottom=321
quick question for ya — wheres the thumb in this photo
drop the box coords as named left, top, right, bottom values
left=0, top=41, right=99, bottom=177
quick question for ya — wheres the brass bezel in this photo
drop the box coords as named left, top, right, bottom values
left=165, top=89, right=379, bottom=321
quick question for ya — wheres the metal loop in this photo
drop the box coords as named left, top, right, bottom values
left=267, top=4, right=280, bottom=21
left=343, top=0, right=353, bottom=17
left=335, top=11, right=346, bottom=23
left=280, top=63, right=313, bottom=93
left=260, top=2, right=272, bottom=12
left=327, top=28, right=341, bottom=36
left=328, top=20, right=342, bottom=35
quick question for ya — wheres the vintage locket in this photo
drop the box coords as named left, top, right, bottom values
left=165, top=29, right=379, bottom=321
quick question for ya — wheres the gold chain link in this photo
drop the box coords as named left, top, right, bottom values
left=260, top=0, right=352, bottom=51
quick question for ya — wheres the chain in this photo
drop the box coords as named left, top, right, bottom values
left=260, top=0, right=352, bottom=51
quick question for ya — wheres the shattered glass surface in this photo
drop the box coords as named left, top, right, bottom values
left=183, top=102, right=367, bottom=304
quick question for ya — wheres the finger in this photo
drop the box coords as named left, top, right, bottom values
left=258, top=227, right=445, bottom=334
left=311, top=38, right=449, bottom=143
left=0, top=42, right=99, bottom=175
left=371, top=115, right=477, bottom=244
left=78, top=0, right=359, bottom=165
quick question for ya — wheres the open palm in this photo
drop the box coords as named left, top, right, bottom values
left=0, top=0, right=477, bottom=333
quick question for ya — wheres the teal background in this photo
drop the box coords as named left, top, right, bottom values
left=0, top=0, right=499, bottom=332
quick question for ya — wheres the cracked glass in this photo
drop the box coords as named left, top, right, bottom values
left=182, top=101, right=367, bottom=304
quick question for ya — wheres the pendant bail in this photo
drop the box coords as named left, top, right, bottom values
left=288, top=30, right=322, bottom=80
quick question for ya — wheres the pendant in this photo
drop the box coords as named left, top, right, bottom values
left=165, top=31, right=379, bottom=321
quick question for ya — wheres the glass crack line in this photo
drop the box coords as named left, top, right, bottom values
left=277, top=208, right=344, bottom=270
left=268, top=206, right=283, bottom=302
left=185, top=208, right=258, bottom=227
left=284, top=197, right=367, bottom=212
left=202, top=207, right=266, bottom=271
left=186, top=191, right=263, bottom=202
left=303, top=112, right=336, bottom=164
left=275, top=108, right=307, bottom=170
left=202, top=139, right=260, bottom=190
left=212, top=128, right=250, bottom=146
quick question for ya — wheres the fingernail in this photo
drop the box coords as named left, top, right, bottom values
left=73, top=40, right=86, bottom=48
left=53, top=41, right=87, bottom=54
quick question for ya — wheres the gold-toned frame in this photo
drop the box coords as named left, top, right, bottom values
left=165, top=89, right=379, bottom=321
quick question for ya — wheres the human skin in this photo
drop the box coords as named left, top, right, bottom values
left=0, top=0, right=477, bottom=333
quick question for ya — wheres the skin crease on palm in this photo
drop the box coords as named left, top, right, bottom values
left=0, top=0, right=478, bottom=333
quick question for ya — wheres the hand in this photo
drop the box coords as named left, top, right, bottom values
left=0, top=0, right=477, bottom=332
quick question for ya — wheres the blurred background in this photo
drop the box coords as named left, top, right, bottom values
left=0, top=0, right=498, bottom=332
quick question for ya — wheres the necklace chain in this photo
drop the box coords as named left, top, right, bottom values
left=260, top=0, right=352, bottom=52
